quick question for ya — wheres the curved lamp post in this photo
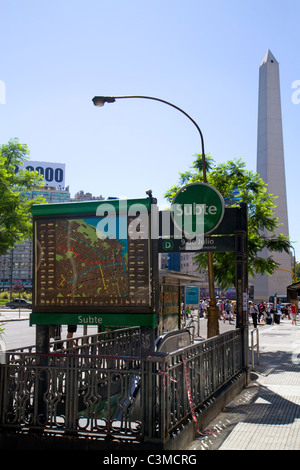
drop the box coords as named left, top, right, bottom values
left=92, top=95, right=219, bottom=337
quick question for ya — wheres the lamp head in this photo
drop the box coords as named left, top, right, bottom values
left=92, top=96, right=116, bottom=107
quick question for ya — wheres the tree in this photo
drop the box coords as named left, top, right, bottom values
left=164, top=155, right=291, bottom=289
left=295, top=262, right=300, bottom=282
left=0, top=138, right=45, bottom=255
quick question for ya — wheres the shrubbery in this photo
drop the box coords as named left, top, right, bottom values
left=0, top=291, right=32, bottom=303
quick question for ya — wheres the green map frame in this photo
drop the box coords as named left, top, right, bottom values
left=31, top=198, right=157, bottom=326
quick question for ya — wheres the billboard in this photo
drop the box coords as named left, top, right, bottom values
left=31, top=198, right=158, bottom=327
left=16, top=161, right=65, bottom=189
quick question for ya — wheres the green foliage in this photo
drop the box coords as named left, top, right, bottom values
left=164, top=154, right=291, bottom=289
left=0, top=291, right=32, bottom=302
left=0, top=138, right=45, bottom=255
left=295, top=262, right=300, bottom=282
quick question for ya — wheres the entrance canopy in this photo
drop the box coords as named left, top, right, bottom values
left=287, top=281, right=300, bottom=301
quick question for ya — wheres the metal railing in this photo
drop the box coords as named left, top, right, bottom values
left=0, top=327, right=244, bottom=446
left=155, top=329, right=243, bottom=441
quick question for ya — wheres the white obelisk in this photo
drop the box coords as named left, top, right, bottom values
left=254, top=50, right=292, bottom=302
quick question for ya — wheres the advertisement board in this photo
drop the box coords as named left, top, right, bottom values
left=16, top=161, right=66, bottom=189
left=158, top=284, right=180, bottom=334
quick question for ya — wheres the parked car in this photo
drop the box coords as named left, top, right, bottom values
left=6, top=298, right=32, bottom=309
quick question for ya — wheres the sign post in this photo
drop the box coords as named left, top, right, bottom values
left=171, top=182, right=225, bottom=237
left=159, top=198, right=248, bottom=341
left=171, top=182, right=225, bottom=337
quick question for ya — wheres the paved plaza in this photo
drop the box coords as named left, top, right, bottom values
left=187, top=317, right=300, bottom=450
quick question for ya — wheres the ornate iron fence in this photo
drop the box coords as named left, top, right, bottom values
left=0, top=327, right=243, bottom=446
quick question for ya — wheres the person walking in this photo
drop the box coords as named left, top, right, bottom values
left=275, top=300, right=282, bottom=324
left=258, top=302, right=266, bottom=323
left=289, top=301, right=297, bottom=325
left=223, top=300, right=233, bottom=324
left=249, top=302, right=258, bottom=328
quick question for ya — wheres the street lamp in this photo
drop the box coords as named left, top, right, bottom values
left=92, top=95, right=220, bottom=337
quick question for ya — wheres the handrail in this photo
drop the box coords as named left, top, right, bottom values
left=250, top=328, right=260, bottom=370
left=0, top=327, right=244, bottom=445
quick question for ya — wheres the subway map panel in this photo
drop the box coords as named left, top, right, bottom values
left=34, top=217, right=150, bottom=312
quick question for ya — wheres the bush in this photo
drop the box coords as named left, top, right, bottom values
left=0, top=292, right=9, bottom=300
left=0, top=291, right=32, bottom=301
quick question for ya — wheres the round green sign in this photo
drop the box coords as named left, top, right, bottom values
left=171, top=183, right=225, bottom=236
left=162, top=239, right=174, bottom=251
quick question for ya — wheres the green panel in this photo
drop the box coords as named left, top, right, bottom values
left=30, top=312, right=157, bottom=329
left=172, top=182, right=225, bottom=235
left=32, top=196, right=156, bottom=316
left=158, top=235, right=235, bottom=252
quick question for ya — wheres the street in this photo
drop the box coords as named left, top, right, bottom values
left=0, top=308, right=97, bottom=350
left=0, top=308, right=239, bottom=351
left=1, top=318, right=35, bottom=350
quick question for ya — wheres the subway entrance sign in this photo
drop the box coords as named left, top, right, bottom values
left=30, top=197, right=158, bottom=328
left=159, top=201, right=249, bottom=330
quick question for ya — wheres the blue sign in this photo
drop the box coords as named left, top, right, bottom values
left=186, top=286, right=199, bottom=305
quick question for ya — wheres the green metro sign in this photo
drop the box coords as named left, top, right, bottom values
left=171, top=182, right=225, bottom=236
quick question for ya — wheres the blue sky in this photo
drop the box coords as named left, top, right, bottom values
left=1, top=0, right=300, bottom=256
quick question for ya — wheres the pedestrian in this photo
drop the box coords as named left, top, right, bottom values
left=269, top=305, right=275, bottom=324
left=289, top=301, right=297, bottom=326
left=67, top=324, right=77, bottom=346
left=258, top=303, right=266, bottom=323
left=199, top=300, right=205, bottom=318
left=265, top=303, right=272, bottom=324
left=217, top=299, right=224, bottom=319
left=233, top=302, right=237, bottom=318
left=186, top=306, right=191, bottom=319
left=258, top=302, right=263, bottom=322
left=203, top=299, right=208, bottom=319
left=224, top=300, right=233, bottom=324
left=249, top=302, right=258, bottom=328
left=275, top=301, right=282, bottom=324
left=282, top=304, right=289, bottom=319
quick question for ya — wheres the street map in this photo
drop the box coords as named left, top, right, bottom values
left=56, top=218, right=128, bottom=299
left=35, top=217, right=150, bottom=310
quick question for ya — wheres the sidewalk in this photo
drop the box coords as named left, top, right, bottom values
left=187, top=317, right=300, bottom=450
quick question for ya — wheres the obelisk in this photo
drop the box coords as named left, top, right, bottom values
left=254, top=50, right=292, bottom=302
